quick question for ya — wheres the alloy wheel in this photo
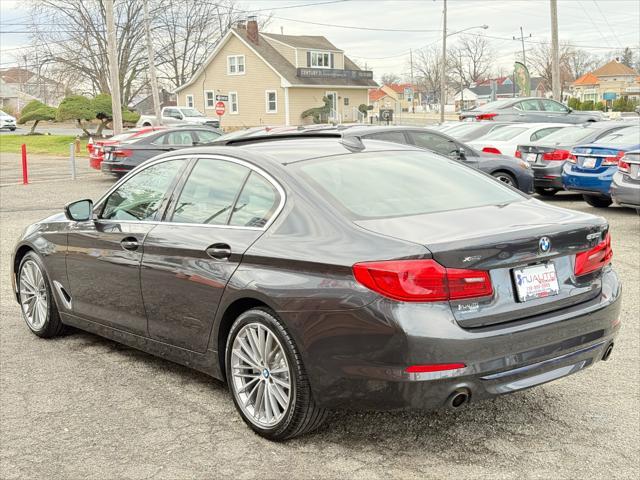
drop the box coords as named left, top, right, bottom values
left=230, top=322, right=292, bottom=428
left=19, top=260, right=48, bottom=331
left=494, top=174, right=514, bottom=186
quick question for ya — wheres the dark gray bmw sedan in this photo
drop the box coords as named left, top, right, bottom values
left=11, top=137, right=621, bottom=440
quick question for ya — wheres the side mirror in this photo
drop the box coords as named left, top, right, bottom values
left=449, top=146, right=466, bottom=160
left=567, top=107, right=573, bottom=113
left=64, top=199, right=93, bottom=222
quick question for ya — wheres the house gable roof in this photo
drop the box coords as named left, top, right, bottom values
left=592, top=60, right=638, bottom=77
left=176, top=28, right=377, bottom=92
left=369, top=89, right=388, bottom=101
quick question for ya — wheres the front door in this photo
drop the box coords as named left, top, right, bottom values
left=65, top=159, right=186, bottom=335
left=141, top=157, right=283, bottom=352
left=325, top=91, right=338, bottom=121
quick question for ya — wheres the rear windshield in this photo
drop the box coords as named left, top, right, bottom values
left=295, top=151, right=523, bottom=219
left=479, top=125, right=528, bottom=141
left=594, top=126, right=640, bottom=147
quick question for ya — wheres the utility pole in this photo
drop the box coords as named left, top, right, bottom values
left=440, top=0, right=447, bottom=122
left=410, top=48, right=415, bottom=113
left=550, top=0, right=561, bottom=101
left=105, top=0, right=123, bottom=134
left=513, top=26, right=531, bottom=66
left=143, top=0, right=161, bottom=125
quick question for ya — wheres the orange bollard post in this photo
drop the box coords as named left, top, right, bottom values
left=21, top=143, right=28, bottom=185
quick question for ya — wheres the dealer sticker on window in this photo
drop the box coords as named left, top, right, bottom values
left=513, top=263, right=560, bottom=302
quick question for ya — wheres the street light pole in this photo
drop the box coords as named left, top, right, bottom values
left=440, top=0, right=447, bottom=123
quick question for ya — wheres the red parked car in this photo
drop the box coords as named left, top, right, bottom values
left=88, top=127, right=166, bottom=170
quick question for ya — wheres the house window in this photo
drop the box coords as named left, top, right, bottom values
left=205, top=91, right=215, bottom=108
left=185, top=94, right=194, bottom=108
left=344, top=97, right=349, bottom=106
left=310, top=51, right=331, bottom=68
left=228, top=55, right=245, bottom=75
left=229, top=92, right=238, bottom=114
left=265, top=90, right=277, bottom=113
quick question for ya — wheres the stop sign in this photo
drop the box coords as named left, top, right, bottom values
left=215, top=101, right=225, bottom=116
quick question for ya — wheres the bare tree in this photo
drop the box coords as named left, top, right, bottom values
left=566, top=48, right=599, bottom=79
left=449, top=35, right=494, bottom=87
left=414, top=45, right=445, bottom=105
left=528, top=42, right=574, bottom=95
left=29, top=0, right=151, bottom=104
left=380, top=72, right=401, bottom=85
left=153, top=0, right=249, bottom=89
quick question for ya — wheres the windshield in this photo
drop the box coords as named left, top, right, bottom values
left=0, top=110, right=8, bottom=116
left=535, top=126, right=594, bottom=144
left=180, top=108, right=204, bottom=117
left=594, top=126, right=640, bottom=147
left=295, top=151, right=523, bottom=219
left=479, top=126, right=528, bottom=141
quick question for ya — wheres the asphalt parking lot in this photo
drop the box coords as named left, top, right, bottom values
left=1, top=153, right=638, bottom=479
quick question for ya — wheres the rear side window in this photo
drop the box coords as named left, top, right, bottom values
left=296, top=151, right=522, bottom=219
left=530, top=127, right=563, bottom=141
left=229, top=172, right=280, bottom=227
left=171, top=159, right=249, bottom=225
left=365, top=131, right=408, bottom=144
left=480, top=126, right=528, bottom=141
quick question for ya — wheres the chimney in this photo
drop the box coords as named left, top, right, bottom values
left=247, top=15, right=258, bottom=44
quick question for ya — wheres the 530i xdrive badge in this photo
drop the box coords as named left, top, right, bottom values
left=11, top=135, right=621, bottom=440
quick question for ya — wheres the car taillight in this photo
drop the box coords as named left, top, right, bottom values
left=574, top=232, right=612, bottom=277
left=352, top=259, right=493, bottom=302
left=542, top=149, right=575, bottom=161
left=602, top=151, right=625, bottom=166
left=618, top=157, right=630, bottom=173
left=482, top=146, right=502, bottom=155
left=405, top=363, right=466, bottom=373
left=113, top=149, right=132, bottom=158
left=476, top=113, right=498, bottom=120
left=515, top=150, right=522, bottom=158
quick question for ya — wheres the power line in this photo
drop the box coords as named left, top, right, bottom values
left=592, top=0, right=624, bottom=49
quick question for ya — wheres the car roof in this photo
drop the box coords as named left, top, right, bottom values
left=157, top=136, right=422, bottom=165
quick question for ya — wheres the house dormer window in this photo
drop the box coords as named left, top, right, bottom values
left=227, top=55, right=245, bottom=75
left=308, top=51, right=333, bottom=68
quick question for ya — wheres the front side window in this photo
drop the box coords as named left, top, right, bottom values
left=229, top=172, right=280, bottom=228
left=185, top=95, right=194, bottom=108
left=228, top=55, right=245, bottom=75
left=230, top=92, right=239, bottom=114
left=409, top=131, right=456, bottom=156
left=163, top=108, right=181, bottom=119
left=171, top=159, right=249, bottom=225
left=296, top=151, right=522, bottom=219
left=541, top=99, right=568, bottom=112
left=265, top=90, right=277, bottom=113
left=310, top=51, right=330, bottom=68
left=101, top=160, right=184, bottom=221
left=205, top=91, right=215, bottom=108
left=194, top=130, right=221, bottom=144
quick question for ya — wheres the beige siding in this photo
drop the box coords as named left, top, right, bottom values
left=289, top=87, right=368, bottom=125
left=177, top=34, right=286, bottom=128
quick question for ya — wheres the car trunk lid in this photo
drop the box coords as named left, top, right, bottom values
left=355, top=199, right=608, bottom=328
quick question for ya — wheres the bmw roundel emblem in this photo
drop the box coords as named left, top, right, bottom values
left=539, top=236, right=551, bottom=253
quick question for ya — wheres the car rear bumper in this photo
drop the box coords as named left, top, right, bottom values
left=292, top=267, right=621, bottom=410
left=610, top=171, right=640, bottom=207
left=533, top=162, right=564, bottom=189
left=562, top=164, right=615, bottom=197
left=101, top=161, right=134, bottom=174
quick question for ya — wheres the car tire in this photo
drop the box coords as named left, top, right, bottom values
left=492, top=171, right=517, bottom=188
left=142, top=122, right=151, bottom=127
left=535, top=187, right=558, bottom=197
left=17, top=252, right=64, bottom=338
left=225, top=308, right=328, bottom=441
left=583, top=194, right=612, bottom=208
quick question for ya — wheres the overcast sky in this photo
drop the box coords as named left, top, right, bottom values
left=1, top=0, right=639, bottom=80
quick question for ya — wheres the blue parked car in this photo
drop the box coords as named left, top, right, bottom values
left=563, top=125, right=640, bottom=207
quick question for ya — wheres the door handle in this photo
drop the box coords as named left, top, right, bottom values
left=120, top=237, right=139, bottom=251
left=206, top=243, right=231, bottom=260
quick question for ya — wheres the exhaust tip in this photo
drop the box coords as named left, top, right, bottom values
left=602, top=343, right=614, bottom=361
left=448, top=388, right=471, bottom=409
